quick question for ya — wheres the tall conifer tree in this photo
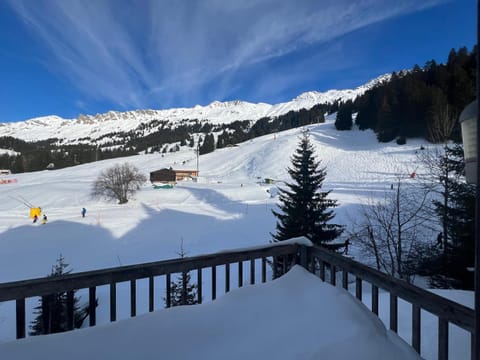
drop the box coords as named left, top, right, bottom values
left=335, top=100, right=353, bottom=130
left=272, top=130, right=343, bottom=246
left=432, top=144, right=475, bottom=288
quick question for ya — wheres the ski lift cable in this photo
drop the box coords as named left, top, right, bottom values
left=17, top=194, right=35, bottom=208
left=8, top=195, right=34, bottom=209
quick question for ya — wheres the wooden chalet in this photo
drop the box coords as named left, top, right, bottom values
left=150, top=168, right=199, bottom=184
left=150, top=168, right=176, bottom=184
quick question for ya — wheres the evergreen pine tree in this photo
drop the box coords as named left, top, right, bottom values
left=165, top=242, right=200, bottom=307
left=272, top=130, right=343, bottom=246
left=376, top=96, right=397, bottom=142
left=431, top=144, right=475, bottom=288
left=335, top=101, right=353, bottom=130
left=29, top=255, right=89, bottom=335
left=199, top=133, right=215, bottom=155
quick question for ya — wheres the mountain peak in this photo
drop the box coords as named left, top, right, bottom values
left=0, top=73, right=391, bottom=143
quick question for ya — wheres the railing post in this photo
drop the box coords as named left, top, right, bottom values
left=319, top=260, right=325, bottom=281
left=197, top=268, right=202, bottom=304
left=225, top=263, right=230, bottom=293
left=390, top=294, right=398, bottom=333
left=356, top=278, right=362, bottom=301
left=181, top=272, right=187, bottom=305
left=371, top=285, right=379, bottom=315
left=250, top=259, right=255, bottom=285
left=89, top=287, right=96, bottom=327
left=110, top=282, right=117, bottom=321
left=330, top=265, right=336, bottom=286
left=148, top=276, right=154, bottom=312
left=16, top=298, right=25, bottom=339
left=166, top=273, right=171, bottom=308
left=66, top=290, right=74, bottom=330
left=438, top=318, right=449, bottom=360
left=262, top=257, right=267, bottom=282
left=238, top=262, right=243, bottom=288
left=412, top=304, right=421, bottom=354
left=211, top=266, right=216, bottom=300
left=272, top=256, right=277, bottom=279
left=299, top=245, right=308, bottom=269
left=342, top=270, right=348, bottom=290
left=130, top=280, right=136, bottom=317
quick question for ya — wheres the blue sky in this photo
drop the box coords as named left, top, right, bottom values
left=0, top=0, right=476, bottom=123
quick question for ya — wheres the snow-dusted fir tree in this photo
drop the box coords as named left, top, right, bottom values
left=165, top=241, right=200, bottom=307
left=272, top=129, right=343, bottom=246
left=30, top=255, right=88, bottom=335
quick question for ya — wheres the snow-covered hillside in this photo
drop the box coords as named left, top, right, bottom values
left=0, top=117, right=471, bottom=359
left=0, top=74, right=390, bottom=143
left=0, top=116, right=437, bottom=280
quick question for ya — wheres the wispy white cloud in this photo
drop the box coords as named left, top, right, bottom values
left=6, top=0, right=446, bottom=110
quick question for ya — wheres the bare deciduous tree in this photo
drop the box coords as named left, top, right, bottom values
left=426, top=93, right=456, bottom=144
left=91, top=163, right=146, bottom=204
left=350, top=179, right=433, bottom=281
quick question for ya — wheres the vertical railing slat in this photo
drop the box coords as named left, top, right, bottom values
left=342, top=270, right=348, bottom=290
left=330, top=265, right=336, bottom=286
left=181, top=272, right=187, bottom=305
left=262, top=257, right=267, bottom=283
left=438, top=318, right=448, bottom=360
left=130, top=279, right=136, bottom=317
left=299, top=245, right=308, bottom=269
left=110, top=282, right=117, bottom=321
left=372, top=284, right=379, bottom=315
left=16, top=298, right=25, bottom=339
left=238, top=261, right=243, bottom=288
left=211, top=266, right=216, bottom=300
left=390, top=294, right=398, bottom=333
left=250, top=259, right=255, bottom=285
left=412, top=304, right=421, bottom=354
left=148, top=276, right=154, bottom=312
left=356, top=278, right=362, bottom=301
left=471, top=332, right=474, bottom=360
left=166, top=273, right=171, bottom=308
left=225, top=263, right=230, bottom=293
left=89, top=287, right=96, bottom=327
left=197, top=268, right=202, bottom=304
left=319, top=260, right=325, bottom=281
left=273, top=256, right=278, bottom=279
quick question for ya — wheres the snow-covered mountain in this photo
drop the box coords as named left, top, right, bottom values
left=0, top=74, right=390, bottom=144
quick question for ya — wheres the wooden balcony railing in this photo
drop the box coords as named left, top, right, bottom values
left=0, top=242, right=474, bottom=360
left=0, top=243, right=299, bottom=340
left=305, top=245, right=474, bottom=360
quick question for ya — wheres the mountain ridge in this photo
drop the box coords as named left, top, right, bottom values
left=0, top=74, right=391, bottom=143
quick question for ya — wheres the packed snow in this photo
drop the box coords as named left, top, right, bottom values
left=0, top=118, right=472, bottom=359
left=0, top=266, right=421, bottom=360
